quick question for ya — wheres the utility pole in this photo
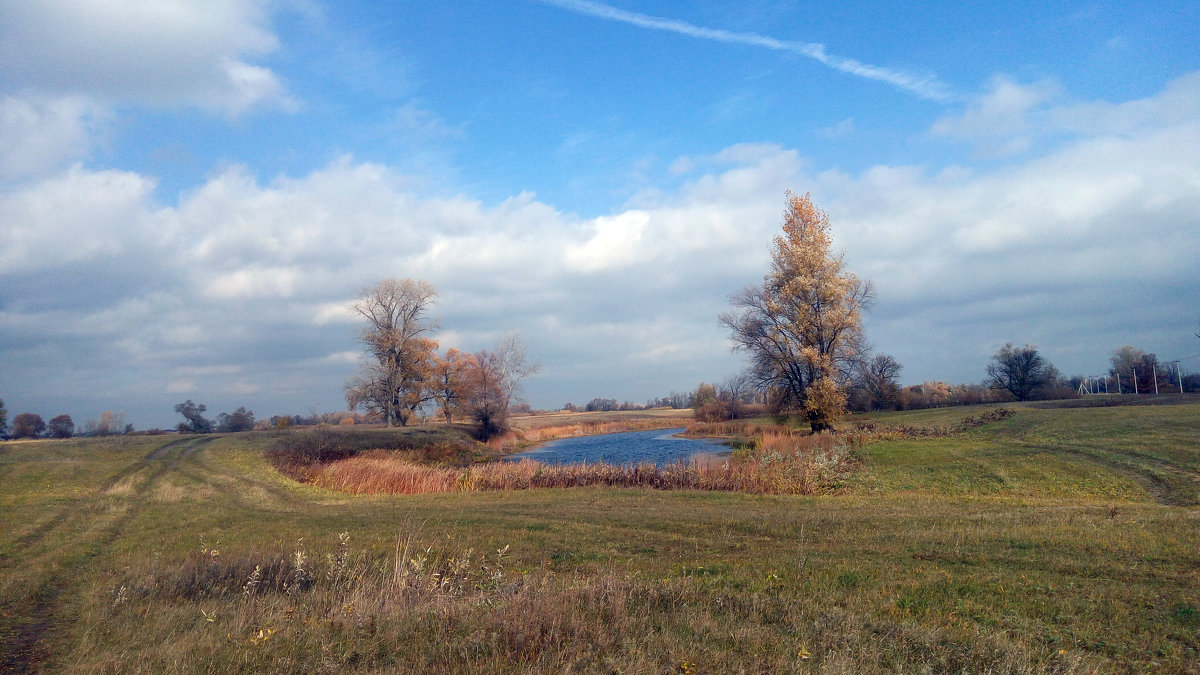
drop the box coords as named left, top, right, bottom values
left=1153, top=364, right=1159, bottom=395
left=1133, top=369, right=1138, bottom=394
left=1175, top=361, right=1184, bottom=394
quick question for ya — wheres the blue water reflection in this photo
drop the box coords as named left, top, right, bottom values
left=503, top=428, right=730, bottom=467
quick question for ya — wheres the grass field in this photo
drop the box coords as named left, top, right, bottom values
left=1, top=399, right=1197, bottom=673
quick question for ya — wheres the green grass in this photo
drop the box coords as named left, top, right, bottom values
left=1, top=400, right=1198, bottom=673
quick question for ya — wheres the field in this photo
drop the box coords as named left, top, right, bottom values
left=1, top=400, right=1197, bottom=673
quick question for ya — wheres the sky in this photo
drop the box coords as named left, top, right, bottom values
left=1, top=0, right=1198, bottom=430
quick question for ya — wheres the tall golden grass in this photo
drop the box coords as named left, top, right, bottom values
left=314, top=431, right=852, bottom=496
left=486, top=418, right=694, bottom=452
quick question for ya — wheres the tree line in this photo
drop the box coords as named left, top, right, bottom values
left=0, top=402, right=133, bottom=440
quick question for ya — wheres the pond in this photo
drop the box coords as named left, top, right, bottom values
left=503, top=427, right=731, bottom=467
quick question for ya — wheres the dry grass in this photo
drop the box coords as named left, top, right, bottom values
left=7, top=405, right=1199, bottom=673
left=487, top=417, right=695, bottom=453
left=85, top=529, right=1107, bottom=674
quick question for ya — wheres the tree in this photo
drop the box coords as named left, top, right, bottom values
left=1109, top=346, right=1168, bottom=394
left=430, top=348, right=472, bottom=423
left=856, top=354, right=903, bottom=411
left=692, top=382, right=728, bottom=422
left=720, top=192, right=873, bottom=432
left=175, top=400, right=213, bottom=433
left=719, top=372, right=754, bottom=419
left=460, top=334, right=539, bottom=440
left=346, top=278, right=439, bottom=427
left=12, top=413, right=46, bottom=439
left=48, top=414, right=75, bottom=439
left=217, top=407, right=255, bottom=433
left=986, top=343, right=1054, bottom=401
left=96, top=410, right=125, bottom=436
left=0, top=398, right=7, bottom=437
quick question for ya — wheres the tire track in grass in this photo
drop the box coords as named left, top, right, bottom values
left=1032, top=443, right=1198, bottom=506
left=2, top=437, right=202, bottom=561
left=0, top=437, right=212, bottom=673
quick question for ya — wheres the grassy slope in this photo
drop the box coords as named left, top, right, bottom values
left=0, top=402, right=1197, bottom=673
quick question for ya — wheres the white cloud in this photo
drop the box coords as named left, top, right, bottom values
left=931, top=76, right=1060, bottom=157
left=166, top=380, right=197, bottom=394
left=931, top=71, right=1200, bottom=158
left=0, top=0, right=292, bottom=114
left=0, top=165, right=156, bottom=274
left=0, top=95, right=109, bottom=179
left=817, top=118, right=856, bottom=140
left=2, top=73, right=1197, bottom=424
left=566, top=210, right=649, bottom=272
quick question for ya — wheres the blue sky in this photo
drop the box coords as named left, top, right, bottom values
left=2, top=0, right=1198, bottom=429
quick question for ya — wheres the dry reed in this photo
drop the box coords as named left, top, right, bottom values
left=487, top=418, right=695, bottom=452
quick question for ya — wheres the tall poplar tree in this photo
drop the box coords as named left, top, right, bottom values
left=721, top=192, right=873, bottom=432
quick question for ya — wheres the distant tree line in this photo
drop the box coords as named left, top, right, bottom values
left=0, top=402, right=136, bottom=440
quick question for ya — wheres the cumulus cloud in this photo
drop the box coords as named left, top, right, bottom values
left=0, top=0, right=292, bottom=114
left=931, top=71, right=1200, bottom=157
left=0, top=95, right=110, bottom=179
left=2, top=72, right=1198, bottom=426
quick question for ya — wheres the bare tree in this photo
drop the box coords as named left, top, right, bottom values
left=1108, top=345, right=1168, bottom=394
left=987, top=343, right=1054, bottom=401
left=719, top=372, right=754, bottom=419
left=460, top=334, right=539, bottom=440
left=720, top=192, right=873, bottom=432
left=857, top=354, right=903, bottom=411
left=346, top=278, right=439, bottom=426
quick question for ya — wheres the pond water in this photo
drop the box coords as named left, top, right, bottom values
left=503, top=427, right=731, bottom=467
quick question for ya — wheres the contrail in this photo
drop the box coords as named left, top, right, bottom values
left=538, top=0, right=954, bottom=102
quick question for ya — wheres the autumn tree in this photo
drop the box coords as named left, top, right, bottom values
left=459, top=334, right=539, bottom=440
left=986, top=343, right=1055, bottom=401
left=12, top=413, right=46, bottom=439
left=720, top=192, right=872, bottom=432
left=346, top=278, right=439, bottom=427
left=692, top=382, right=727, bottom=422
left=430, top=348, right=472, bottom=423
left=48, top=414, right=75, bottom=439
left=96, top=410, right=126, bottom=436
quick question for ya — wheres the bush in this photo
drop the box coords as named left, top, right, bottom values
left=265, top=426, right=484, bottom=480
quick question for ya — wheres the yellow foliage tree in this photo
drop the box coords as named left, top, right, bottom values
left=721, top=192, right=873, bottom=432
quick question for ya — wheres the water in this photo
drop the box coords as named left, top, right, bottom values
left=503, top=427, right=730, bottom=467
